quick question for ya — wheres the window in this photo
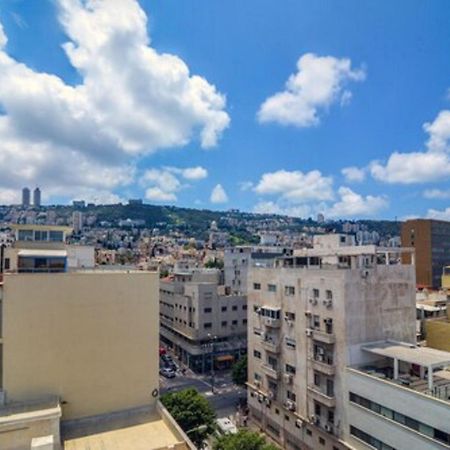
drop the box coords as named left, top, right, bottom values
left=18, top=229, right=33, bottom=241
left=268, top=284, right=277, bottom=292
left=254, top=328, right=262, bottom=336
left=253, top=283, right=261, bottom=290
left=326, top=290, right=333, bottom=300
left=314, top=402, right=321, bottom=416
left=285, top=337, right=296, bottom=349
left=313, top=315, right=320, bottom=329
left=328, top=410, right=334, bottom=424
left=4, top=258, right=10, bottom=270
left=232, top=320, right=238, bottom=326
left=285, top=286, right=295, bottom=296
left=34, top=230, right=48, bottom=241
left=286, top=390, right=296, bottom=401
left=49, top=230, right=64, bottom=242
left=221, top=306, right=227, bottom=312
left=285, top=364, right=296, bottom=374
left=253, top=350, right=262, bottom=359
left=284, top=414, right=290, bottom=421
left=314, top=373, right=321, bottom=386
left=232, top=305, right=238, bottom=311
left=306, top=429, right=312, bottom=436
left=319, top=437, right=325, bottom=445
left=313, top=288, right=320, bottom=298
left=204, top=322, right=212, bottom=329
left=253, top=305, right=260, bottom=312
left=243, top=319, right=247, bottom=325
left=254, top=373, right=261, bottom=381
left=350, top=426, right=395, bottom=450
left=221, top=321, right=228, bottom=327
left=243, top=305, right=248, bottom=310
left=326, top=379, right=334, bottom=397
left=267, top=356, right=277, bottom=369
left=285, top=311, right=296, bottom=321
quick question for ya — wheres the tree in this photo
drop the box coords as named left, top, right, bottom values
left=231, top=355, right=247, bottom=386
left=204, top=258, right=224, bottom=269
left=213, top=430, right=278, bottom=450
left=160, top=388, right=216, bottom=448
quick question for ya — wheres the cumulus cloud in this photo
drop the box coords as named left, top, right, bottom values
left=427, top=207, right=450, bottom=221
left=252, top=168, right=385, bottom=219
left=0, top=0, right=229, bottom=202
left=257, top=53, right=365, bottom=127
left=370, top=110, right=450, bottom=184
left=239, top=181, right=254, bottom=191
left=254, top=169, right=334, bottom=202
left=210, top=184, right=228, bottom=204
left=423, top=188, right=450, bottom=199
left=325, top=187, right=387, bottom=218
left=341, top=166, right=366, bottom=183
left=166, top=166, right=208, bottom=180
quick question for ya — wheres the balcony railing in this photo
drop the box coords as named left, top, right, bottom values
left=307, top=386, right=335, bottom=408
left=261, top=339, right=280, bottom=353
left=312, top=330, right=335, bottom=344
left=263, top=317, right=281, bottom=328
left=262, top=364, right=280, bottom=380
left=309, top=356, right=335, bottom=375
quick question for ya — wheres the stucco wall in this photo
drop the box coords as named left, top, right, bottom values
left=3, top=271, right=159, bottom=421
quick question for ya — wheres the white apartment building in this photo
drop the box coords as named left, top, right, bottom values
left=224, top=245, right=292, bottom=295
left=247, top=234, right=450, bottom=450
left=160, top=267, right=247, bottom=373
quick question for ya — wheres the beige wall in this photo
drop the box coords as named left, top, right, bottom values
left=3, top=271, right=159, bottom=421
left=426, top=319, right=450, bottom=352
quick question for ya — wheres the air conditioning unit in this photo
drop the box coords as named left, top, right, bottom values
left=295, top=419, right=303, bottom=428
left=309, top=298, right=318, bottom=305
left=323, top=299, right=332, bottom=308
left=309, top=415, right=316, bottom=423
left=324, top=318, right=333, bottom=325
left=361, top=270, right=369, bottom=278
left=286, top=320, right=293, bottom=327
left=258, top=393, right=264, bottom=402
left=306, top=328, right=313, bottom=337
left=305, top=310, right=312, bottom=317
left=325, top=423, right=333, bottom=433
left=254, top=380, right=261, bottom=388
left=283, top=373, right=293, bottom=384
left=284, top=400, right=294, bottom=411
left=265, top=398, right=271, bottom=406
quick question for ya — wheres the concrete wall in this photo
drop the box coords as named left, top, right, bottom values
left=3, top=271, right=159, bottom=420
left=425, top=320, right=450, bottom=351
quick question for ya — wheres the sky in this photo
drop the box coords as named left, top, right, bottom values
left=0, top=0, right=450, bottom=221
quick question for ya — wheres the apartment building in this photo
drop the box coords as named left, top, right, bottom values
left=160, top=267, right=247, bottom=373
left=401, top=218, right=450, bottom=289
left=224, top=245, right=292, bottom=295
left=247, top=234, right=450, bottom=450
left=0, top=225, right=194, bottom=450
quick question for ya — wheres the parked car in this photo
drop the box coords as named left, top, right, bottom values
left=160, top=355, right=178, bottom=371
left=159, top=367, right=176, bottom=378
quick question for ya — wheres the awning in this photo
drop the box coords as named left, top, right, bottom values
left=216, top=355, right=234, bottom=363
left=18, top=249, right=67, bottom=258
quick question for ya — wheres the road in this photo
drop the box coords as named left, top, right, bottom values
left=159, top=370, right=246, bottom=418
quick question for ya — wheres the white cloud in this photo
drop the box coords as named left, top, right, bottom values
left=145, top=187, right=177, bottom=202
left=141, top=168, right=181, bottom=202
left=257, top=53, right=365, bottom=127
left=0, top=1, right=229, bottom=201
left=426, top=207, right=450, bottom=221
left=370, top=110, right=450, bottom=184
left=166, top=166, right=208, bottom=180
left=423, top=188, right=450, bottom=199
left=253, top=201, right=312, bottom=218
left=239, top=181, right=254, bottom=191
left=325, top=187, right=388, bottom=218
left=254, top=169, right=334, bottom=202
left=341, top=166, right=366, bottom=183
left=210, top=184, right=228, bottom=204
left=0, top=188, right=20, bottom=205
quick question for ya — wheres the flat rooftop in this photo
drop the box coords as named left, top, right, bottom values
left=362, top=341, right=450, bottom=368
left=64, top=415, right=185, bottom=450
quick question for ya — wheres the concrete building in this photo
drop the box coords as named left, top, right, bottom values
left=160, top=267, right=247, bottom=373
left=247, top=234, right=450, bottom=450
left=33, top=187, right=41, bottom=208
left=443, top=265, right=450, bottom=290
left=401, top=218, right=450, bottom=289
left=72, top=211, right=83, bottom=234
left=22, top=187, right=31, bottom=208
left=0, top=225, right=194, bottom=450
left=224, top=245, right=292, bottom=295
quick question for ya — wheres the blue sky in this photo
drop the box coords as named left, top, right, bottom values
left=0, top=0, right=450, bottom=220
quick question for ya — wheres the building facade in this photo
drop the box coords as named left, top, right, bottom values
left=22, top=187, right=30, bottom=207
left=401, top=218, right=450, bottom=289
left=33, top=187, right=41, bottom=207
left=246, top=234, right=449, bottom=450
left=0, top=225, right=193, bottom=450
left=160, top=267, right=247, bottom=372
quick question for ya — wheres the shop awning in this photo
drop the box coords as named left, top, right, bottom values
left=216, top=355, right=234, bottom=362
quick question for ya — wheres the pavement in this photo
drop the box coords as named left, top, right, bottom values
left=159, top=354, right=246, bottom=419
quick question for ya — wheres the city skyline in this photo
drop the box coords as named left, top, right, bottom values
left=0, top=0, right=450, bottom=221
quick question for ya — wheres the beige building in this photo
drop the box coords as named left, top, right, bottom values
left=160, top=267, right=247, bottom=372
left=247, top=234, right=450, bottom=450
left=0, top=225, right=194, bottom=450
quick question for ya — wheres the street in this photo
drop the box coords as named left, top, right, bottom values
left=159, top=369, right=246, bottom=418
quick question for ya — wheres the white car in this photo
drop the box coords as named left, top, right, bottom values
left=216, top=417, right=238, bottom=435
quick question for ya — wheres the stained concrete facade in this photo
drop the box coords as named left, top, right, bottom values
left=246, top=235, right=417, bottom=450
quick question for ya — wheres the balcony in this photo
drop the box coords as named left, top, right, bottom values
left=312, top=330, right=335, bottom=344
left=261, top=339, right=280, bottom=353
left=309, top=356, right=335, bottom=375
left=263, top=317, right=281, bottom=328
left=307, top=386, right=335, bottom=408
left=262, top=364, right=280, bottom=380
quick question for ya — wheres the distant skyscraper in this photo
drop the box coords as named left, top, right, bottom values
left=22, top=187, right=30, bottom=207
left=33, top=187, right=41, bottom=207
